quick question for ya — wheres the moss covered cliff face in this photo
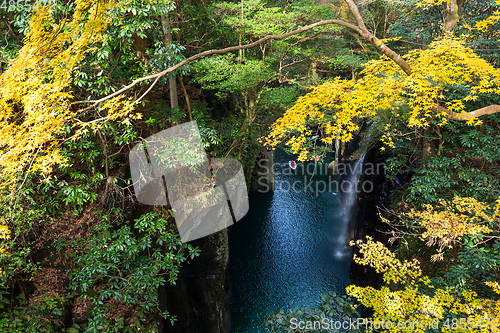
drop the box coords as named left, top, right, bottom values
left=163, top=230, right=230, bottom=333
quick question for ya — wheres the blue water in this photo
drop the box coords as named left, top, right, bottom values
left=228, top=150, right=353, bottom=332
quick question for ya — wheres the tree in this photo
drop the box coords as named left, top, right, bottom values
left=161, top=13, right=179, bottom=110
left=265, top=36, right=500, bottom=160
left=190, top=0, right=351, bottom=161
left=264, top=0, right=500, bottom=161
left=2, top=0, right=498, bottom=183
left=347, top=233, right=500, bottom=333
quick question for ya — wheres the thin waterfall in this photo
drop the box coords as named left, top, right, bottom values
left=333, top=122, right=377, bottom=260
left=333, top=152, right=366, bottom=259
left=341, top=152, right=366, bottom=211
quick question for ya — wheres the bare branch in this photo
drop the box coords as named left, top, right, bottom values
left=344, top=0, right=368, bottom=31
left=73, top=0, right=497, bottom=123
left=135, top=76, right=160, bottom=105
left=433, top=104, right=500, bottom=121
left=343, top=0, right=412, bottom=75
left=74, top=19, right=362, bottom=108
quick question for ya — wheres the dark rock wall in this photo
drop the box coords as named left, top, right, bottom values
left=349, top=144, right=388, bottom=290
left=250, top=148, right=275, bottom=193
left=348, top=142, right=416, bottom=317
left=162, top=230, right=230, bottom=333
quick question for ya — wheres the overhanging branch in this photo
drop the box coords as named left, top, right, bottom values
left=74, top=0, right=499, bottom=123
left=74, top=19, right=362, bottom=109
left=433, top=104, right=500, bottom=121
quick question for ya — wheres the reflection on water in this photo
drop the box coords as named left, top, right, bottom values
left=228, top=150, right=354, bottom=333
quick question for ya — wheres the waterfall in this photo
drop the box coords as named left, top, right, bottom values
left=341, top=153, right=366, bottom=211
left=332, top=121, right=378, bottom=260
left=333, top=152, right=366, bottom=259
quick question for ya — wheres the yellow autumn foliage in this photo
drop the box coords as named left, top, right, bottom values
left=469, top=0, right=500, bottom=32
left=0, top=0, right=148, bottom=186
left=347, top=237, right=500, bottom=333
left=0, top=224, right=10, bottom=240
left=404, top=196, right=498, bottom=252
left=265, top=37, right=500, bottom=159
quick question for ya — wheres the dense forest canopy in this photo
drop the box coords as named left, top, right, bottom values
left=0, top=0, right=499, bottom=331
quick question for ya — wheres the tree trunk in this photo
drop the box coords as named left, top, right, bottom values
left=311, top=60, right=319, bottom=83
left=178, top=74, right=192, bottom=121
left=161, top=15, right=179, bottom=109
left=238, top=0, right=244, bottom=62
left=422, top=127, right=436, bottom=163
left=444, top=0, right=464, bottom=35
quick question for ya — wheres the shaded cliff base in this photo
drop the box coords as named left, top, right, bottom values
left=163, top=230, right=229, bottom=333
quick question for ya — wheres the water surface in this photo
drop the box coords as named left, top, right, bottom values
left=228, top=150, right=354, bottom=332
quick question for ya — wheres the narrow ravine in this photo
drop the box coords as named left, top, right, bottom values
left=228, top=149, right=361, bottom=332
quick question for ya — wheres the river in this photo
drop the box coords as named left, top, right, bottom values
left=228, top=149, right=356, bottom=332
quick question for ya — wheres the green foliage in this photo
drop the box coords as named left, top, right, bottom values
left=407, top=118, right=500, bottom=208
left=68, top=211, right=200, bottom=331
left=214, top=0, right=301, bottom=38
left=73, top=0, right=176, bottom=98
left=193, top=54, right=275, bottom=99
left=427, top=237, right=500, bottom=298
left=0, top=294, right=67, bottom=333
left=58, top=183, right=97, bottom=208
